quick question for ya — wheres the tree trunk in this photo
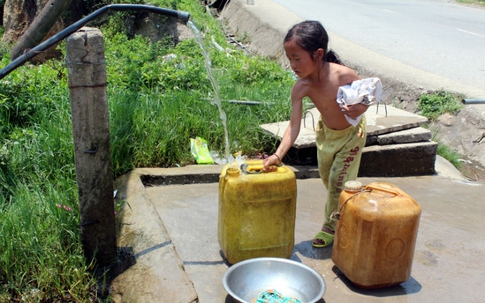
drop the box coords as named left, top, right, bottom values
left=2, top=0, right=41, bottom=45
left=10, top=0, right=72, bottom=60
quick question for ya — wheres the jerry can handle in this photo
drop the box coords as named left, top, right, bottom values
left=241, top=163, right=279, bottom=174
left=241, top=163, right=262, bottom=174
left=331, top=189, right=369, bottom=220
left=365, top=184, right=399, bottom=196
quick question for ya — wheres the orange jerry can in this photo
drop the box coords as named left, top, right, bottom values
left=218, top=160, right=297, bottom=265
left=332, top=181, right=421, bottom=288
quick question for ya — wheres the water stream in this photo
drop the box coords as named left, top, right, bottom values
left=188, top=21, right=232, bottom=163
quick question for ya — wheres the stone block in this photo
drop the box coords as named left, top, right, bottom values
left=366, top=127, right=432, bottom=146
left=360, top=141, right=438, bottom=177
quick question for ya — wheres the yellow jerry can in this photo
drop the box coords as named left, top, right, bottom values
left=218, top=160, right=297, bottom=265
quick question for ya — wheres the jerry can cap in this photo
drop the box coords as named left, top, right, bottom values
left=226, top=166, right=241, bottom=176
left=344, top=181, right=362, bottom=192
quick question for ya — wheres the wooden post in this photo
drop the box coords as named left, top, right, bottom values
left=66, top=27, right=116, bottom=266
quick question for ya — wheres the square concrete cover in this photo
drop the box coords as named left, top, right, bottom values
left=260, top=104, right=428, bottom=149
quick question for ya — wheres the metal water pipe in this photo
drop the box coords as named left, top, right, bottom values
left=0, top=4, right=190, bottom=80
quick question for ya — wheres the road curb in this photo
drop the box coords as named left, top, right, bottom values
left=110, top=170, right=198, bottom=302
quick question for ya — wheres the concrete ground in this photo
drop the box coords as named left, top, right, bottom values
left=109, top=159, right=485, bottom=303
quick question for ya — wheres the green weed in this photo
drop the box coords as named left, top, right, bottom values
left=433, top=134, right=462, bottom=169
left=457, top=0, right=485, bottom=7
left=417, top=90, right=463, bottom=121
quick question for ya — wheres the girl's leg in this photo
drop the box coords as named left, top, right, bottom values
left=322, top=136, right=364, bottom=231
left=314, top=116, right=366, bottom=247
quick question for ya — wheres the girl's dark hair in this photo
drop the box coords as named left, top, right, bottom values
left=284, top=20, right=344, bottom=65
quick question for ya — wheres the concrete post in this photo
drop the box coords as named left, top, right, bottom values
left=66, top=27, right=116, bottom=266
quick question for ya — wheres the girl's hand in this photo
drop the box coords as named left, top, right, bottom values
left=341, top=103, right=369, bottom=119
left=263, top=154, right=281, bottom=172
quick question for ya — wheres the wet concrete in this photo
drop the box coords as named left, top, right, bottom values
left=111, top=160, right=485, bottom=303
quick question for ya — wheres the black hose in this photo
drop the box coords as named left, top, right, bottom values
left=462, top=99, right=485, bottom=105
left=0, top=4, right=190, bottom=80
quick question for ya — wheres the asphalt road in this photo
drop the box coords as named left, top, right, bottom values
left=270, top=0, right=485, bottom=95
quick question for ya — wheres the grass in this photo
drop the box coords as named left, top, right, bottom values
left=103, top=33, right=293, bottom=174
left=0, top=0, right=293, bottom=301
left=0, top=56, right=98, bottom=301
left=436, top=138, right=462, bottom=169
left=457, top=0, right=485, bottom=7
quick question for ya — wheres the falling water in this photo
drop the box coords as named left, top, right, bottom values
left=188, top=21, right=231, bottom=162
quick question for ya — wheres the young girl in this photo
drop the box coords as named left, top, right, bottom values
left=262, top=20, right=369, bottom=248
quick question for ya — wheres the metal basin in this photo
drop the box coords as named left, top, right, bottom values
left=222, top=257, right=325, bottom=303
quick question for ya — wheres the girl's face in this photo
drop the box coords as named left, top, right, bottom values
left=284, top=38, right=323, bottom=79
